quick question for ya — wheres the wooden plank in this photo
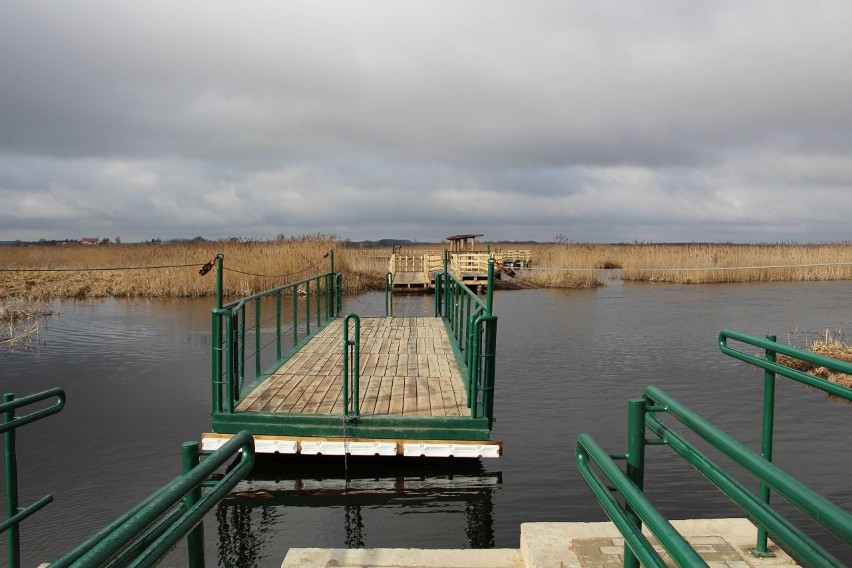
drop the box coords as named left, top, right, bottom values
left=416, top=353, right=429, bottom=378
left=373, top=374, right=392, bottom=415
left=389, top=375, right=404, bottom=415
left=402, top=375, right=417, bottom=415
left=428, top=376, right=447, bottom=417
left=235, top=316, right=469, bottom=419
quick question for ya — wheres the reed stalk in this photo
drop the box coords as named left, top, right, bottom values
left=1, top=301, right=53, bottom=349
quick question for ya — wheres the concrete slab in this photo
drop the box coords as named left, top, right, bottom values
left=283, top=518, right=800, bottom=568
left=281, top=548, right=521, bottom=568
left=521, top=518, right=798, bottom=568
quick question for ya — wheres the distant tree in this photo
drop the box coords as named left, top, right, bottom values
left=115, top=236, right=121, bottom=244
left=100, top=237, right=110, bottom=245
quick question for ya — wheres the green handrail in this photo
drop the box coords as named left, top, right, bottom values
left=578, top=328, right=852, bottom=567
left=576, top=433, right=707, bottom=568
left=2, top=388, right=66, bottom=568
left=719, top=329, right=852, bottom=399
left=719, top=329, right=852, bottom=554
left=643, top=388, right=849, bottom=566
left=52, top=430, right=255, bottom=568
left=434, top=258, right=497, bottom=425
left=211, top=253, right=342, bottom=416
left=343, top=313, right=361, bottom=417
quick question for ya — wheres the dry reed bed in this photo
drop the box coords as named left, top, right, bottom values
left=614, top=243, right=852, bottom=283
left=778, top=331, right=852, bottom=402
left=0, top=237, right=385, bottom=300
left=4, top=241, right=852, bottom=300
left=1, top=301, right=54, bottom=349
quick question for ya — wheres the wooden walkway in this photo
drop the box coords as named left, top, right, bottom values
left=236, top=317, right=468, bottom=417
left=391, top=271, right=431, bottom=290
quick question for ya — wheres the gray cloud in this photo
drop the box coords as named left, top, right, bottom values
left=2, top=1, right=852, bottom=243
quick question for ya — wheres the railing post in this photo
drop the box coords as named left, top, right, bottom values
left=468, top=319, right=480, bottom=413
left=482, top=317, right=497, bottom=424
left=326, top=271, right=334, bottom=321
left=434, top=273, right=441, bottom=317
left=225, top=313, right=237, bottom=414
left=276, top=291, right=282, bottom=360
left=624, top=398, right=647, bottom=568
left=212, top=254, right=224, bottom=416
left=753, top=334, right=778, bottom=558
left=4, top=393, right=20, bottom=568
left=215, top=254, right=224, bottom=311
left=292, top=286, right=299, bottom=347
left=238, top=308, right=246, bottom=402
left=182, top=441, right=205, bottom=568
left=254, top=298, right=261, bottom=379
left=306, top=280, right=311, bottom=336
left=315, top=276, right=321, bottom=327
left=486, top=259, right=495, bottom=316
left=211, top=311, right=221, bottom=414
left=443, top=250, right=449, bottom=320
left=343, top=314, right=361, bottom=416
left=336, top=273, right=343, bottom=316
left=385, top=272, right=393, bottom=316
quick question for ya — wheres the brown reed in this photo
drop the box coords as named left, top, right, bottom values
left=518, top=242, right=852, bottom=284
left=778, top=329, right=852, bottom=403
left=4, top=240, right=852, bottom=300
left=1, top=301, right=54, bottom=349
left=0, top=236, right=385, bottom=300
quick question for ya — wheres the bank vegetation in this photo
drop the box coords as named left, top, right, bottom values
left=779, top=329, right=852, bottom=402
left=3, top=238, right=852, bottom=301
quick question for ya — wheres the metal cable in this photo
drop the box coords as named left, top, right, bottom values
left=517, top=261, right=852, bottom=273
left=221, top=250, right=332, bottom=279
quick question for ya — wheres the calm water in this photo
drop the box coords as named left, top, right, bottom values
left=2, top=281, right=851, bottom=565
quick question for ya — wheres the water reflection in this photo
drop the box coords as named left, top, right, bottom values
left=215, top=504, right=277, bottom=568
left=214, top=456, right=500, bottom=567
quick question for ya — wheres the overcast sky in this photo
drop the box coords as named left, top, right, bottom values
left=2, top=1, right=851, bottom=243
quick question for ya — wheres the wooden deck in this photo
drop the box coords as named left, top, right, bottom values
left=236, top=317, right=467, bottom=417
left=391, top=271, right=431, bottom=290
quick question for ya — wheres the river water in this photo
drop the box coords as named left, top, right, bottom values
left=2, top=280, right=851, bottom=565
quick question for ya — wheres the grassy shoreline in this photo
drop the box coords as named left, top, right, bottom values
left=3, top=239, right=852, bottom=300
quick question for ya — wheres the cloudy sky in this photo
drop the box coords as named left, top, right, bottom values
left=2, top=1, right=851, bottom=243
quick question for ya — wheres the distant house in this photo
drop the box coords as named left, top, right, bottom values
left=81, top=237, right=100, bottom=245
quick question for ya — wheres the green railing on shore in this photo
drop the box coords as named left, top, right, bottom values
left=434, top=253, right=497, bottom=423
left=211, top=253, right=342, bottom=415
left=577, top=329, right=852, bottom=567
left=52, top=431, right=255, bottom=568
left=3, top=389, right=255, bottom=567
left=2, top=388, right=66, bottom=568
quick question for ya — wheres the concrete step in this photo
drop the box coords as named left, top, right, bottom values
left=282, top=518, right=800, bottom=567
left=282, top=548, right=521, bottom=568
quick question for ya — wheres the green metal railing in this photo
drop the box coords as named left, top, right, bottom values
left=2, top=388, right=66, bottom=568
left=385, top=272, right=393, bottom=316
left=577, top=329, right=852, bottom=567
left=434, top=253, right=498, bottom=423
left=211, top=253, right=342, bottom=415
left=343, top=313, right=361, bottom=417
left=52, top=430, right=255, bottom=568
